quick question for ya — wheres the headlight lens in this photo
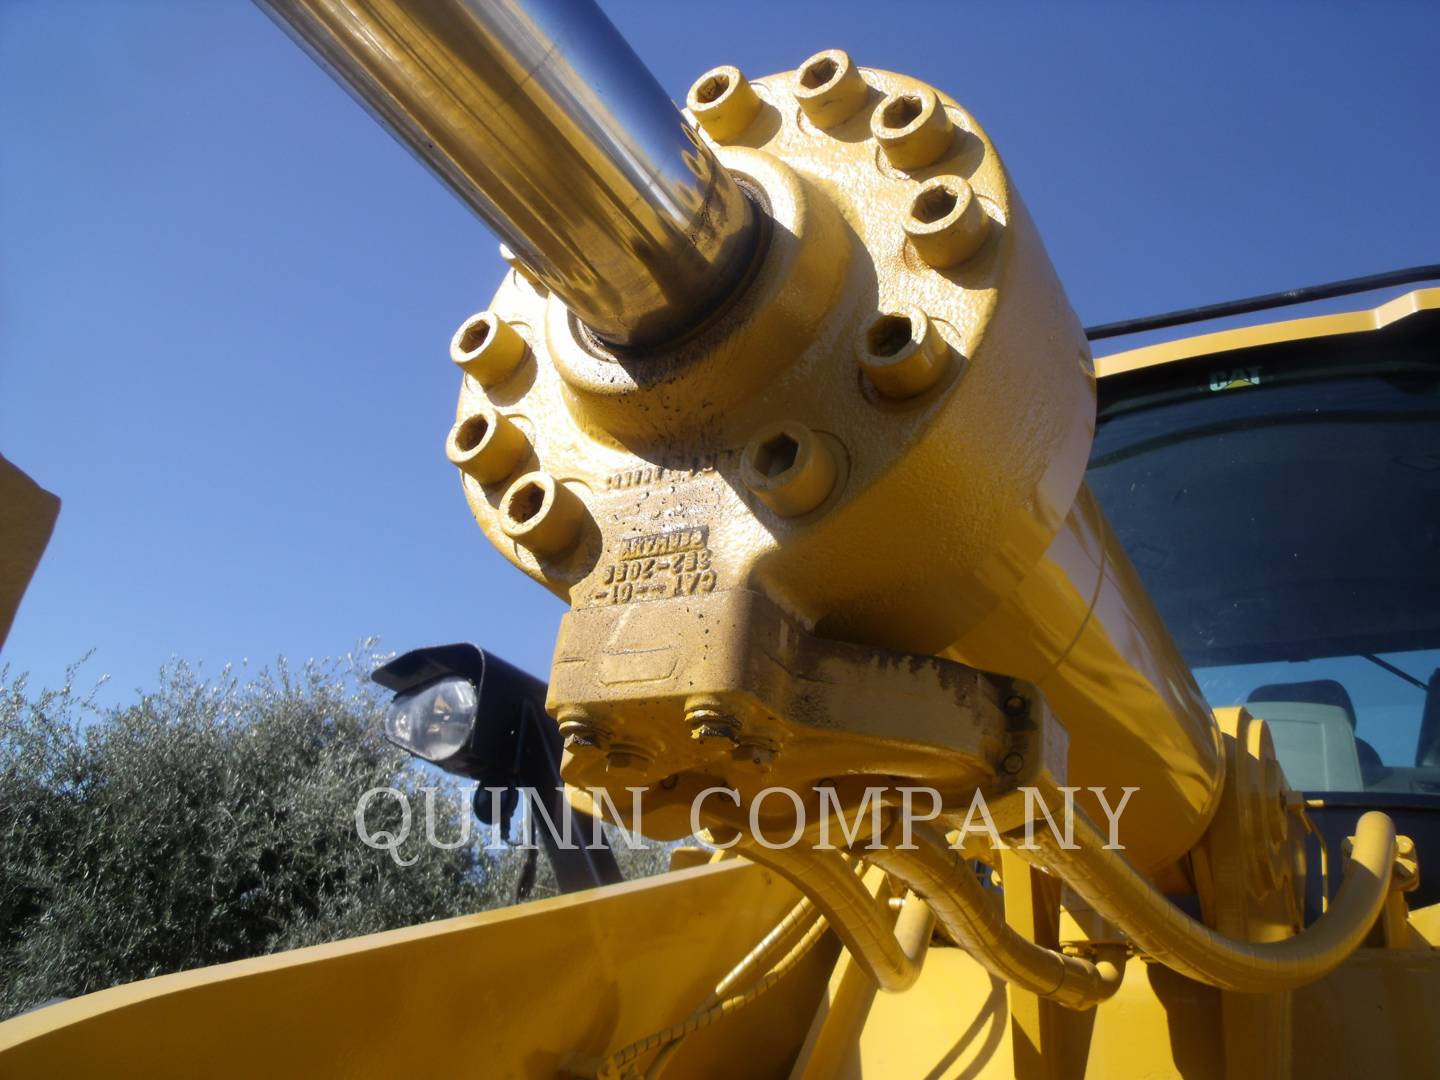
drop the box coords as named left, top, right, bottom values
left=383, top=675, right=478, bottom=762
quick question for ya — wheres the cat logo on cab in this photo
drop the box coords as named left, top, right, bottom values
left=1208, top=366, right=1262, bottom=391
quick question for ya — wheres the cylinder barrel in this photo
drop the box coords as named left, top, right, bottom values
left=257, top=0, right=757, bottom=346
left=945, top=484, right=1225, bottom=876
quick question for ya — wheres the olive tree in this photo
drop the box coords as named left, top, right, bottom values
left=0, top=649, right=560, bottom=1019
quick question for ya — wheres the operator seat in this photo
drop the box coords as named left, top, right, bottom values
left=1247, top=679, right=1382, bottom=790
left=1415, top=668, right=1440, bottom=767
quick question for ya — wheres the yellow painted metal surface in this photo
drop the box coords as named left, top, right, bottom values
left=8, top=866, right=1429, bottom=1078
left=942, top=482, right=1224, bottom=876
left=551, top=586, right=1014, bottom=839
left=461, top=63, right=1093, bottom=653
left=448, top=54, right=1224, bottom=874
left=1095, top=285, right=1440, bottom=378
left=849, top=921, right=1440, bottom=1079
left=0, top=861, right=836, bottom=1079
left=0, top=454, right=59, bottom=649
left=7, top=34, right=1438, bottom=1080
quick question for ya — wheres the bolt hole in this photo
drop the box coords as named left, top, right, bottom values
left=460, top=317, right=493, bottom=353
left=867, top=314, right=913, bottom=357
left=455, top=414, right=489, bottom=452
left=508, top=480, right=547, bottom=524
left=912, top=185, right=958, bottom=224
left=754, top=432, right=800, bottom=479
left=882, top=94, right=923, bottom=130
left=800, top=57, right=839, bottom=90
left=695, top=73, right=730, bottom=104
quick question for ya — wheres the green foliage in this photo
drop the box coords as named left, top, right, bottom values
left=0, top=648, right=668, bottom=1020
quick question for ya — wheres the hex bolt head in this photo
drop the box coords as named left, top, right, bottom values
left=446, top=402, right=529, bottom=485
left=904, top=176, right=990, bottom=269
left=691, top=721, right=740, bottom=746
left=740, top=421, right=838, bottom=517
left=557, top=707, right=607, bottom=754
left=857, top=305, right=950, bottom=399
left=1003, top=694, right=1028, bottom=717
left=564, top=731, right=601, bottom=754
left=872, top=88, right=954, bottom=170
left=687, top=65, right=762, bottom=141
left=793, top=49, right=869, bottom=129
left=451, top=311, right=527, bottom=386
left=684, top=695, right=740, bottom=745
left=501, top=471, right=587, bottom=557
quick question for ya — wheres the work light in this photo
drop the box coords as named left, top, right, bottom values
left=384, top=675, right=477, bottom=764
left=370, top=643, right=622, bottom=890
left=371, top=643, right=528, bottom=789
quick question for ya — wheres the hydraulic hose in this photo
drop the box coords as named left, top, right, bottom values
left=642, top=897, right=823, bottom=1080
left=866, top=822, right=1124, bottom=1010
left=711, top=896, right=821, bottom=1003
left=734, top=838, right=925, bottom=993
left=598, top=900, right=831, bottom=1080
left=1021, top=775, right=1397, bottom=992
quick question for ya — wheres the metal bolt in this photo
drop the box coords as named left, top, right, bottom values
left=741, top=421, right=838, bottom=517
left=558, top=708, right=606, bottom=754
left=1003, top=694, right=1027, bottom=717
left=1001, top=751, right=1025, bottom=775
left=691, top=721, right=740, bottom=745
left=904, top=176, right=989, bottom=270
left=872, top=88, right=953, bottom=170
left=685, top=695, right=741, bottom=746
left=450, top=310, right=527, bottom=386
left=446, top=403, right=529, bottom=486
left=857, top=306, right=950, bottom=399
left=687, top=65, right=761, bottom=141
left=793, top=49, right=868, bottom=130
left=500, top=471, right=588, bottom=557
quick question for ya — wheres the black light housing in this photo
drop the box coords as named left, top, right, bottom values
left=374, top=644, right=524, bottom=789
left=371, top=644, right=621, bottom=891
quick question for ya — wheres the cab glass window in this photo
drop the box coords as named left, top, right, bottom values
left=1088, top=327, right=1440, bottom=793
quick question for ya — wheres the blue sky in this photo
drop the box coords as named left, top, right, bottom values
left=3, top=1, right=1438, bottom=702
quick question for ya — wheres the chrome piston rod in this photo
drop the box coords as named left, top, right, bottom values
left=257, top=0, right=757, bottom=347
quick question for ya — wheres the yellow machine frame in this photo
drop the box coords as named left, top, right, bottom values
left=4, top=289, right=1437, bottom=1079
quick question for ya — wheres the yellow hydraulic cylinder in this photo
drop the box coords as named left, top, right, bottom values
left=945, top=485, right=1225, bottom=871
left=431, top=54, right=1224, bottom=872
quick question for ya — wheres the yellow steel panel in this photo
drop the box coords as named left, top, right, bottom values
left=1095, top=286, right=1440, bottom=378
left=0, top=861, right=834, bottom=1079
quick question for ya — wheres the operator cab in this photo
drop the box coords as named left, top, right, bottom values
left=1089, top=288, right=1440, bottom=907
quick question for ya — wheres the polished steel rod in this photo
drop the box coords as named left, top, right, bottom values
left=257, top=0, right=756, bottom=346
